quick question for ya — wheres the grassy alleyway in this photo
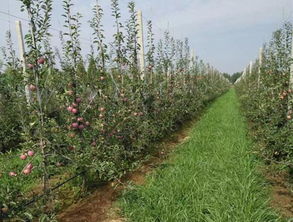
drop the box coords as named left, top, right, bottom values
left=120, top=89, right=282, bottom=222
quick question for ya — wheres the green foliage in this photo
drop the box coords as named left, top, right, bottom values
left=62, top=0, right=82, bottom=70
left=89, top=1, right=108, bottom=69
left=125, top=1, right=139, bottom=72
left=111, top=0, right=126, bottom=69
left=0, top=67, right=229, bottom=220
left=1, top=31, right=18, bottom=69
left=236, top=22, right=293, bottom=170
left=0, top=70, right=23, bottom=152
left=146, top=21, right=155, bottom=70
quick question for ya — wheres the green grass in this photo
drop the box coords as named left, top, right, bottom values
left=120, top=89, right=282, bottom=222
left=0, top=150, right=69, bottom=196
left=0, top=150, right=43, bottom=193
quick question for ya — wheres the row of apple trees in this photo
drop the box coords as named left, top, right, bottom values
left=235, top=22, right=293, bottom=177
left=0, top=0, right=230, bottom=220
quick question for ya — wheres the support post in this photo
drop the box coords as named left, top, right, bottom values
left=258, top=47, right=263, bottom=89
left=249, top=61, right=253, bottom=74
left=137, top=10, right=145, bottom=80
left=190, top=49, right=195, bottom=71
left=288, top=31, right=293, bottom=112
left=16, top=21, right=31, bottom=104
left=243, top=67, right=247, bottom=77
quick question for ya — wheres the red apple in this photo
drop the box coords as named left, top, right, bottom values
left=71, top=108, right=78, bottom=114
left=76, top=98, right=82, bottom=103
left=67, top=106, right=73, bottom=112
left=26, top=163, right=33, bottom=170
left=20, top=154, right=27, bottom=160
left=37, top=57, right=45, bottom=65
left=29, top=84, right=37, bottom=91
left=77, top=117, right=84, bottom=122
left=72, top=103, right=78, bottom=108
left=9, top=172, right=17, bottom=177
left=23, top=168, right=31, bottom=175
left=71, top=122, right=79, bottom=128
left=27, top=64, right=34, bottom=69
left=27, top=150, right=35, bottom=157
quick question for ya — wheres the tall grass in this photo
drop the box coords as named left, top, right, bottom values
left=120, top=89, right=282, bottom=222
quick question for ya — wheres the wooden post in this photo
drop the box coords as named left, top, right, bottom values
left=288, top=32, right=293, bottom=112
left=249, top=61, right=253, bottom=75
left=137, top=10, right=145, bottom=80
left=258, top=47, right=263, bottom=89
left=16, top=21, right=31, bottom=104
left=190, top=49, right=195, bottom=71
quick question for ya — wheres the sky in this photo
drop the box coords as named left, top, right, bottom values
left=0, top=0, right=292, bottom=74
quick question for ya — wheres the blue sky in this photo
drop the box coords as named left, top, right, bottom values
left=0, top=0, right=292, bottom=74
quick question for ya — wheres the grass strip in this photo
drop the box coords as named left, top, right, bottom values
left=120, top=89, right=282, bottom=222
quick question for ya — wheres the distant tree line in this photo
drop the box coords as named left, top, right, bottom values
left=223, top=72, right=242, bottom=84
